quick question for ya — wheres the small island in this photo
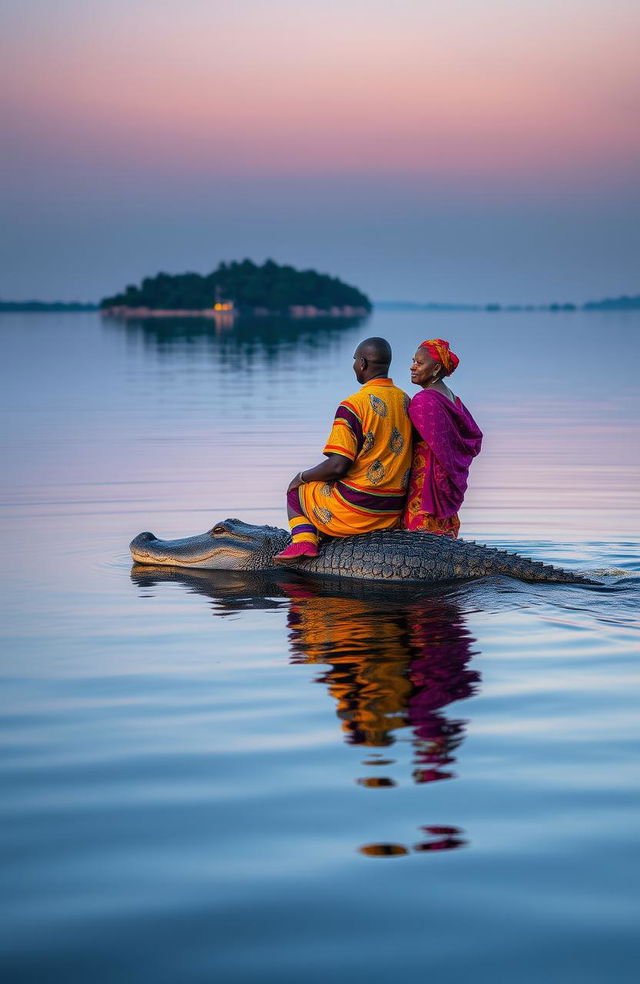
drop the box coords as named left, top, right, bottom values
left=100, top=259, right=372, bottom=319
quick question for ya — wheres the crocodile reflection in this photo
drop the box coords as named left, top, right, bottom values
left=131, top=566, right=480, bottom=785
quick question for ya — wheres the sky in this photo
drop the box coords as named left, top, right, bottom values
left=1, top=0, right=639, bottom=303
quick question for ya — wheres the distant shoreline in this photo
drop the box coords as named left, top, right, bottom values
left=376, top=296, right=640, bottom=312
left=0, top=301, right=98, bottom=312
left=2, top=294, right=638, bottom=314
left=100, top=304, right=370, bottom=319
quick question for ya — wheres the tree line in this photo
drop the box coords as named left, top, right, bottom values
left=100, top=259, right=372, bottom=312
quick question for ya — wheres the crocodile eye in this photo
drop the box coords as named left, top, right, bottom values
left=211, top=524, right=227, bottom=535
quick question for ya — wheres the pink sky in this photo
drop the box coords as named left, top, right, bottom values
left=4, top=0, right=639, bottom=180
left=1, top=0, right=639, bottom=299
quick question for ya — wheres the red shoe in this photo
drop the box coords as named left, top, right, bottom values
left=274, top=542, right=319, bottom=563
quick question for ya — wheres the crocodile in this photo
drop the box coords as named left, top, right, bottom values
left=129, top=518, right=595, bottom=585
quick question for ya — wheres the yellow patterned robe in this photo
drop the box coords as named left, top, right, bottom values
left=299, top=377, right=412, bottom=536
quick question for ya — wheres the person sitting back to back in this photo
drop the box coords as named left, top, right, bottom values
left=275, top=336, right=413, bottom=561
left=403, top=338, right=482, bottom=538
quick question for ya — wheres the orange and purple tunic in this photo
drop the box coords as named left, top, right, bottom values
left=402, top=389, right=482, bottom=537
left=299, top=377, right=412, bottom=536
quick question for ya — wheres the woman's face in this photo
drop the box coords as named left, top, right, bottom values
left=410, top=348, right=439, bottom=388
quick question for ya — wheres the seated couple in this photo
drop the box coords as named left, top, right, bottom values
left=275, top=335, right=482, bottom=563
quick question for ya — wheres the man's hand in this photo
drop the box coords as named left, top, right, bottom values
left=288, top=455, right=351, bottom=493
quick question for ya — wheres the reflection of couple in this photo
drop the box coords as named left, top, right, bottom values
left=130, top=568, right=480, bottom=854
left=275, top=335, right=482, bottom=563
left=131, top=567, right=481, bottom=786
left=284, top=582, right=480, bottom=784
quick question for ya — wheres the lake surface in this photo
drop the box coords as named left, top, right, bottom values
left=1, top=308, right=639, bottom=983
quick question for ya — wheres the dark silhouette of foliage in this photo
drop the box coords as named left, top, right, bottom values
left=100, top=259, right=371, bottom=312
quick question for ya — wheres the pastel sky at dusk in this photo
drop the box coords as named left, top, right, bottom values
left=2, top=0, right=639, bottom=302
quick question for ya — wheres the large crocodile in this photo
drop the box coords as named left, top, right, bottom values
left=129, top=518, right=595, bottom=585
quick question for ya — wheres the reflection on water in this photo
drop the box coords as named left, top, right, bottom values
left=360, top=826, right=467, bottom=857
left=283, top=581, right=479, bottom=780
left=3, top=309, right=640, bottom=981
left=103, top=313, right=367, bottom=364
left=131, top=566, right=480, bottom=855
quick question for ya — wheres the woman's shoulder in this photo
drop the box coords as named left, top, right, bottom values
left=412, top=387, right=462, bottom=407
left=410, top=388, right=448, bottom=408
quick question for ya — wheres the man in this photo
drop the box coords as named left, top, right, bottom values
left=275, top=336, right=412, bottom=561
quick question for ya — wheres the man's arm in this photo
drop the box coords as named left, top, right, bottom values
left=287, top=397, right=359, bottom=492
left=287, top=453, right=351, bottom=492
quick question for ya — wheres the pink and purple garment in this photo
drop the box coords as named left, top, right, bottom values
left=402, top=389, right=483, bottom=536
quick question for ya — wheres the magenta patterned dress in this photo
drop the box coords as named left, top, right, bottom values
left=402, top=389, right=483, bottom=537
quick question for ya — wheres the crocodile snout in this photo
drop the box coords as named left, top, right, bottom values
left=130, top=531, right=158, bottom=547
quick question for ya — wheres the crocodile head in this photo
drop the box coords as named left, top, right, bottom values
left=129, top=518, right=290, bottom=570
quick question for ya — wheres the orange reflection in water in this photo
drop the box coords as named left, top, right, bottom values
left=360, top=825, right=467, bottom=858
left=282, top=581, right=479, bottom=857
left=284, top=583, right=480, bottom=786
left=131, top=567, right=480, bottom=857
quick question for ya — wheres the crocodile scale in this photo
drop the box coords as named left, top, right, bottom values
left=285, top=530, right=593, bottom=584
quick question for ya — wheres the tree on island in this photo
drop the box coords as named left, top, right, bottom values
left=100, top=259, right=372, bottom=313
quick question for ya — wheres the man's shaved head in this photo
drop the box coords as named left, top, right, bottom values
left=355, top=337, right=392, bottom=367
left=353, top=336, right=393, bottom=384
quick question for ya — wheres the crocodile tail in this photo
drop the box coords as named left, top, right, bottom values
left=489, top=548, right=595, bottom=584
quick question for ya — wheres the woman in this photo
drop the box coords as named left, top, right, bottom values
left=402, top=338, right=482, bottom=537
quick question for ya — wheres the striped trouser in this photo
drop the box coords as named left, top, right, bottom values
left=286, top=487, right=319, bottom=546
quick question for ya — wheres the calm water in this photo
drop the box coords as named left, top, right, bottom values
left=1, top=309, right=639, bottom=983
